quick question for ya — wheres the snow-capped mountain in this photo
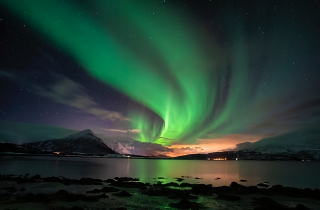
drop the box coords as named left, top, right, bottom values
left=236, top=127, right=320, bottom=153
left=25, top=129, right=117, bottom=154
left=232, top=127, right=320, bottom=160
left=107, top=141, right=131, bottom=154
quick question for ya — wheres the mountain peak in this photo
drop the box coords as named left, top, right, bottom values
left=66, top=129, right=98, bottom=140
left=80, top=129, right=94, bottom=135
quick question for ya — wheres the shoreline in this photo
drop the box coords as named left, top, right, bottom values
left=1, top=174, right=319, bottom=209
left=2, top=153, right=319, bottom=162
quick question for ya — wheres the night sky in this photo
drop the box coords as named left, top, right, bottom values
left=1, top=0, right=320, bottom=156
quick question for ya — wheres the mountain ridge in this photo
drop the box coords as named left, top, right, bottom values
left=25, top=129, right=117, bottom=155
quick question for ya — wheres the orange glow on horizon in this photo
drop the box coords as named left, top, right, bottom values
left=164, top=134, right=269, bottom=157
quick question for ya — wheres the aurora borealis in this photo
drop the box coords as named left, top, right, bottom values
left=1, top=0, right=320, bottom=156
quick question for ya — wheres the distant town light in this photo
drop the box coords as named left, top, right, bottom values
left=212, top=158, right=227, bottom=161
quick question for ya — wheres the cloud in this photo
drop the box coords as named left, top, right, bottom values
left=0, top=70, right=16, bottom=78
left=99, top=136, right=173, bottom=157
left=0, top=120, right=77, bottom=144
left=179, top=147, right=202, bottom=151
left=103, top=129, right=129, bottom=133
left=103, top=128, right=141, bottom=133
left=32, top=76, right=130, bottom=122
left=130, top=129, right=141, bottom=133
left=1, top=71, right=129, bottom=123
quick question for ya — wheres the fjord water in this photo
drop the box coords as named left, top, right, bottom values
left=1, top=156, right=320, bottom=189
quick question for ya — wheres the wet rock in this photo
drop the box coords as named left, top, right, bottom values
left=55, top=189, right=70, bottom=196
left=113, top=190, right=132, bottom=197
left=68, top=206, right=85, bottom=210
left=100, top=186, right=120, bottom=193
left=180, top=182, right=193, bottom=188
left=79, top=177, right=103, bottom=185
left=58, top=195, right=71, bottom=202
left=176, top=178, right=184, bottom=182
left=270, top=185, right=300, bottom=197
left=53, top=190, right=99, bottom=202
left=142, top=186, right=188, bottom=196
left=169, top=198, right=203, bottom=209
left=0, top=193, right=11, bottom=199
left=105, top=178, right=116, bottom=183
left=98, top=193, right=109, bottom=198
left=3, top=186, right=18, bottom=193
left=245, top=186, right=260, bottom=194
left=19, top=193, right=50, bottom=203
left=215, top=177, right=221, bottom=180
left=17, top=177, right=33, bottom=184
left=301, top=188, right=317, bottom=199
left=61, top=178, right=72, bottom=185
left=191, top=184, right=214, bottom=195
left=86, top=188, right=101, bottom=193
left=217, top=194, right=241, bottom=201
left=188, top=194, right=198, bottom=199
left=56, top=193, right=78, bottom=202
left=164, top=182, right=180, bottom=187
left=295, top=203, right=311, bottom=210
left=30, top=174, right=41, bottom=180
left=257, top=183, right=269, bottom=188
left=114, top=177, right=138, bottom=182
left=79, top=194, right=99, bottom=202
left=168, top=191, right=198, bottom=199
left=213, top=186, right=233, bottom=194
left=139, top=185, right=148, bottom=193
left=251, top=197, right=289, bottom=210
left=111, top=181, right=145, bottom=188
left=230, top=182, right=245, bottom=189
left=154, top=181, right=163, bottom=185
left=43, top=176, right=61, bottom=182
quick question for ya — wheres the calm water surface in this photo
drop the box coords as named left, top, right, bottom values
left=1, top=156, right=320, bottom=189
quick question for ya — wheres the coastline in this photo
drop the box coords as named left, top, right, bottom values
left=2, top=153, right=320, bottom=162
left=1, top=174, right=319, bottom=210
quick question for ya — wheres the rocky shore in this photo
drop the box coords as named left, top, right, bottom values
left=1, top=174, right=319, bottom=209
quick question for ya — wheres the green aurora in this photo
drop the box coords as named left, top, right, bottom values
left=2, top=0, right=318, bottom=145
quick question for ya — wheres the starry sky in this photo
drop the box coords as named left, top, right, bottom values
left=1, top=0, right=320, bottom=156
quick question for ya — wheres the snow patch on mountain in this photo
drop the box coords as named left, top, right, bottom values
left=236, top=127, right=320, bottom=154
left=65, top=129, right=100, bottom=141
left=107, top=141, right=131, bottom=154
